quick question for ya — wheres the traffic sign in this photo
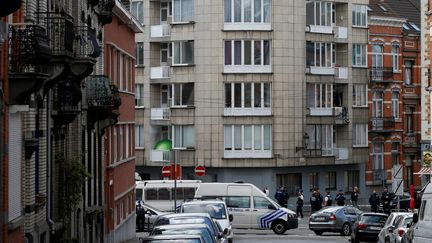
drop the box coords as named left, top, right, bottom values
left=162, top=166, right=171, bottom=178
left=195, top=165, right=205, bottom=177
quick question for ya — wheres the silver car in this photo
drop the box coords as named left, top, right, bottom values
left=150, top=223, right=217, bottom=243
left=378, top=212, right=411, bottom=243
left=308, top=206, right=362, bottom=236
left=390, top=214, right=413, bottom=243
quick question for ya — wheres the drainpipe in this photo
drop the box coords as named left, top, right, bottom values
left=46, top=90, right=54, bottom=235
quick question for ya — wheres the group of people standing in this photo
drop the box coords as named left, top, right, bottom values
left=368, top=186, right=392, bottom=214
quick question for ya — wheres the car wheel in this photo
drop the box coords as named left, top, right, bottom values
left=341, top=223, right=352, bottom=236
left=314, top=230, right=323, bottom=236
left=228, top=238, right=233, bottom=243
left=271, top=220, right=288, bottom=235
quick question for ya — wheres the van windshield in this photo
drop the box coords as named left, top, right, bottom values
left=182, top=203, right=227, bottom=219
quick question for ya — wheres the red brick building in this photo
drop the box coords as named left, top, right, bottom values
left=367, top=0, right=422, bottom=192
left=103, top=2, right=143, bottom=242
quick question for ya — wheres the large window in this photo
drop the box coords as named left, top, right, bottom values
left=372, top=142, right=384, bottom=170
left=171, top=83, right=194, bottom=106
left=172, top=125, right=195, bottom=148
left=307, top=83, right=333, bottom=108
left=225, top=82, right=271, bottom=110
left=352, top=4, right=367, bottom=27
left=372, top=91, right=383, bottom=118
left=135, top=84, right=144, bottom=107
left=326, top=171, right=336, bottom=190
left=404, top=60, right=413, bottom=85
left=306, top=124, right=334, bottom=155
left=344, top=170, right=359, bottom=192
left=353, top=84, right=367, bottom=107
left=136, top=42, right=144, bottom=66
left=224, top=0, right=271, bottom=23
left=306, top=42, right=334, bottom=67
left=353, top=124, right=367, bottom=147
left=224, top=125, right=272, bottom=157
left=392, top=45, right=400, bottom=72
left=371, top=44, right=383, bottom=68
left=352, top=44, right=367, bottom=67
left=276, top=173, right=302, bottom=196
left=406, top=107, right=414, bottom=133
left=309, top=172, right=319, bottom=191
left=392, top=142, right=400, bottom=166
left=172, top=41, right=194, bottom=65
left=306, top=1, right=334, bottom=26
left=173, top=0, right=194, bottom=23
left=131, top=1, right=144, bottom=24
left=224, top=40, right=271, bottom=66
left=392, top=91, right=399, bottom=118
left=135, top=125, right=144, bottom=148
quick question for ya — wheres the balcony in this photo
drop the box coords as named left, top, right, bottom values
left=307, top=107, right=346, bottom=117
left=42, top=12, right=75, bottom=58
left=333, top=26, right=348, bottom=40
left=150, top=150, right=171, bottom=163
left=8, top=24, right=51, bottom=104
left=0, top=0, right=21, bottom=17
left=370, top=67, right=394, bottom=83
left=224, top=107, right=271, bottom=116
left=335, top=67, right=348, bottom=79
left=373, top=169, right=386, bottom=182
left=307, top=66, right=335, bottom=75
left=150, top=66, right=170, bottom=79
left=70, top=26, right=100, bottom=82
left=223, top=150, right=272, bottom=159
left=86, top=75, right=118, bottom=124
left=97, top=0, right=116, bottom=25
left=151, top=108, right=171, bottom=120
left=334, top=147, right=349, bottom=160
left=305, top=25, right=333, bottom=34
left=403, top=134, right=420, bottom=149
left=369, top=117, right=396, bottom=133
left=224, top=65, right=272, bottom=74
left=150, top=24, right=171, bottom=38
left=51, top=79, right=82, bottom=126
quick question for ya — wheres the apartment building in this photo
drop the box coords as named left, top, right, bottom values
left=367, top=0, right=422, bottom=193
left=134, top=0, right=369, bottom=199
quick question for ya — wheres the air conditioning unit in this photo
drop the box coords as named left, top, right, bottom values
left=0, top=20, right=8, bottom=44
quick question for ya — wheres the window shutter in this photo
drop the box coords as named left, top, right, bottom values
left=8, top=112, right=22, bottom=221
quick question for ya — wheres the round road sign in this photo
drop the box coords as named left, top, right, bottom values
left=195, top=165, right=205, bottom=177
left=162, top=165, right=171, bottom=178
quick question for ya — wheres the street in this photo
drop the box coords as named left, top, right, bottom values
left=131, top=218, right=351, bottom=243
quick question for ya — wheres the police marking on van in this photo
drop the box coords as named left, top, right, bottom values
left=259, top=209, right=287, bottom=228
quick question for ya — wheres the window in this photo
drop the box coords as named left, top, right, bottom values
left=309, top=172, right=319, bottom=191
left=353, top=84, right=367, bottom=107
left=392, top=142, right=399, bottom=166
left=135, top=125, right=144, bottom=148
left=225, top=82, right=271, bottom=109
left=344, top=170, right=359, bottom=192
left=224, top=0, right=271, bottom=23
left=372, top=44, right=383, bottom=68
left=306, top=1, right=334, bottom=26
left=372, top=91, right=383, bottom=117
left=225, top=196, right=250, bottom=208
left=276, top=173, right=302, bottom=196
left=392, top=45, right=399, bottom=72
left=404, top=60, right=413, bottom=85
left=306, top=42, right=334, bottom=67
left=253, top=196, right=272, bottom=209
left=352, top=44, right=367, bottom=67
left=406, top=107, right=414, bottom=133
left=352, top=4, right=367, bottom=27
left=306, top=124, right=334, bottom=155
left=171, top=83, right=194, bottom=106
left=392, top=91, right=399, bottom=118
left=172, top=41, right=194, bottom=65
left=224, top=40, right=271, bottom=66
left=307, top=83, right=333, bottom=108
left=136, top=42, right=144, bottom=66
left=135, top=84, right=144, bottom=107
left=119, top=126, right=124, bottom=160
left=172, top=125, right=195, bottom=148
left=372, top=142, right=384, bottom=170
left=131, top=1, right=144, bottom=24
left=224, top=125, right=272, bottom=152
left=353, top=124, right=368, bottom=146
left=173, top=0, right=194, bottom=23
left=326, top=171, right=336, bottom=190
left=119, top=54, right=124, bottom=90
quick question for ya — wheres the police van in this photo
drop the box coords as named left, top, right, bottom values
left=194, top=182, right=298, bottom=234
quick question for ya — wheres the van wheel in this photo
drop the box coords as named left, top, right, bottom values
left=271, top=220, right=287, bottom=234
left=341, top=223, right=351, bottom=236
left=228, top=239, right=233, bottom=243
left=314, top=230, right=323, bottom=235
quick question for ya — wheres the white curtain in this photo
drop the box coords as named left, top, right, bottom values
left=183, top=125, right=195, bottom=147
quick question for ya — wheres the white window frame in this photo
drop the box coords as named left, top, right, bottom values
left=172, top=125, right=195, bottom=149
left=306, top=1, right=334, bottom=27
left=172, top=41, right=194, bottom=65
left=224, top=82, right=271, bottom=116
left=224, top=124, right=272, bottom=158
left=307, top=124, right=334, bottom=156
left=224, top=40, right=271, bottom=73
left=392, top=45, right=400, bottom=72
left=352, top=44, right=367, bottom=67
left=353, top=84, right=367, bottom=107
left=307, top=42, right=334, bottom=68
left=392, top=91, right=399, bottom=119
left=136, top=42, right=144, bottom=66
left=171, top=83, right=194, bottom=107
left=352, top=4, right=367, bottom=27
left=135, top=84, right=144, bottom=107
left=224, top=0, right=272, bottom=31
left=135, top=124, right=144, bottom=148
left=307, top=83, right=333, bottom=108
left=131, top=0, right=144, bottom=24
left=353, top=123, right=368, bottom=147
left=173, top=0, right=194, bottom=23
left=372, top=91, right=383, bottom=118
left=119, top=54, right=124, bottom=91
left=371, top=44, right=383, bottom=68
left=372, top=142, right=384, bottom=170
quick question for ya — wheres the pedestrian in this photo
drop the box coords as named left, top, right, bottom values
left=136, top=201, right=146, bottom=231
left=381, top=186, right=391, bottom=214
left=296, top=189, right=304, bottom=218
left=351, top=186, right=359, bottom=208
left=275, top=186, right=288, bottom=207
left=324, top=191, right=333, bottom=207
left=369, top=190, right=380, bottom=213
left=335, top=189, right=346, bottom=206
left=263, top=186, right=269, bottom=196
left=310, top=188, right=323, bottom=213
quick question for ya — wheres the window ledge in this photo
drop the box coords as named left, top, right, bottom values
left=352, top=25, right=368, bottom=29
left=171, top=21, right=195, bottom=25
left=135, top=147, right=145, bottom=150
left=352, top=65, right=368, bottom=69
left=352, top=105, right=368, bottom=108
left=353, top=145, right=368, bottom=148
left=171, top=64, right=195, bottom=67
left=173, top=147, right=196, bottom=151
left=135, top=106, right=145, bottom=109
left=135, top=64, right=145, bottom=68
left=171, top=105, right=195, bottom=109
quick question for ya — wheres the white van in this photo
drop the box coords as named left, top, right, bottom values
left=136, top=180, right=201, bottom=212
left=405, top=182, right=432, bottom=243
left=194, top=182, right=298, bottom=234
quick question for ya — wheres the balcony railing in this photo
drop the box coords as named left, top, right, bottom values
left=8, top=24, right=51, bottom=73
left=97, top=0, right=116, bottom=25
left=151, top=24, right=171, bottom=38
left=373, top=169, right=386, bottom=181
left=74, top=26, right=101, bottom=58
left=150, top=150, right=170, bottom=162
left=150, top=66, right=170, bottom=79
left=151, top=108, right=171, bottom=120
left=86, top=75, right=114, bottom=108
left=370, top=67, right=394, bottom=82
left=334, top=26, right=348, bottom=39
left=369, top=117, right=396, bottom=132
left=37, top=12, right=74, bottom=57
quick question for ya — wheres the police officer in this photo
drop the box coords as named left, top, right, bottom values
left=381, top=187, right=391, bottom=214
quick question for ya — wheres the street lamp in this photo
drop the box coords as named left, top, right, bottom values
left=153, top=138, right=178, bottom=212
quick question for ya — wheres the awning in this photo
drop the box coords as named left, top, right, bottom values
left=414, top=167, right=432, bottom=176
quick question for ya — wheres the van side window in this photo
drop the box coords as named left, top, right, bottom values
left=254, top=196, right=272, bottom=209
left=159, top=188, right=170, bottom=200
left=184, top=188, right=196, bottom=200
left=225, top=196, right=250, bottom=208
left=136, top=188, right=143, bottom=201
left=145, top=188, right=157, bottom=200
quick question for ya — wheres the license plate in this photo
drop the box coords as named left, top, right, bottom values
left=315, top=217, right=326, bottom=221
left=369, top=226, right=382, bottom=230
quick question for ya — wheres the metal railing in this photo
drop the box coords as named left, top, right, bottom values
left=86, top=75, right=114, bottom=108
left=36, top=12, right=74, bottom=56
left=369, top=117, right=396, bottom=131
left=52, top=80, right=80, bottom=113
left=370, top=67, right=394, bottom=82
left=74, top=26, right=101, bottom=58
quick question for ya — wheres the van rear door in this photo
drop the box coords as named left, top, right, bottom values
left=226, top=185, right=252, bottom=228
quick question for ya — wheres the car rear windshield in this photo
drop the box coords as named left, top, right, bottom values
left=182, top=203, right=227, bottom=219
left=361, top=215, right=387, bottom=224
left=145, top=240, right=202, bottom=243
left=153, top=229, right=212, bottom=243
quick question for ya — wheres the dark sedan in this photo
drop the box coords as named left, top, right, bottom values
left=309, top=206, right=362, bottom=236
left=351, top=213, right=388, bottom=243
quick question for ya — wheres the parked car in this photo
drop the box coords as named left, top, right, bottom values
left=390, top=214, right=413, bottom=243
left=308, top=206, right=362, bottom=236
left=180, top=200, right=233, bottom=243
left=351, top=213, right=388, bottom=243
left=136, top=201, right=168, bottom=231
left=150, top=223, right=218, bottom=243
left=140, top=234, right=205, bottom=243
left=378, top=212, right=412, bottom=243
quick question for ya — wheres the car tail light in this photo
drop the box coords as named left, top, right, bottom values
left=398, top=229, right=405, bottom=237
left=329, top=214, right=337, bottom=221
left=357, top=223, right=367, bottom=230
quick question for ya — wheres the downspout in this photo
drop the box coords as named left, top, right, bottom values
left=46, top=90, right=54, bottom=234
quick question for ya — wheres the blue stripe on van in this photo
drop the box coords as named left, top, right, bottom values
left=259, top=209, right=287, bottom=228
